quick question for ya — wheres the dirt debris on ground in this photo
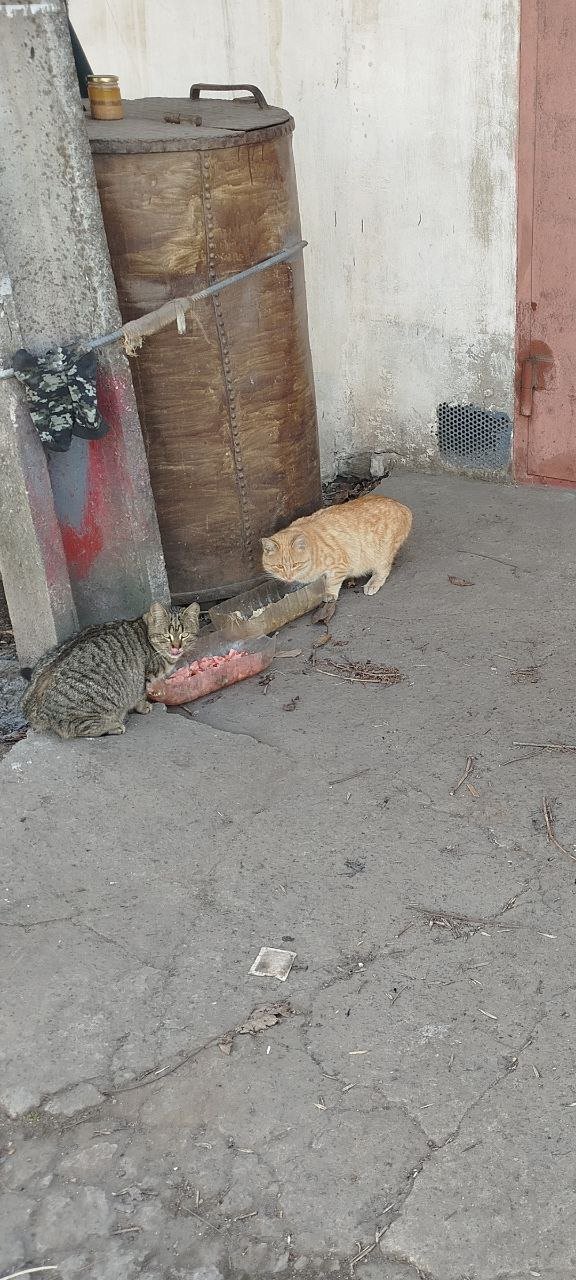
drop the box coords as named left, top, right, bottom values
left=0, top=580, right=28, bottom=757
left=3, top=473, right=576, bottom=1279
left=310, top=656, right=404, bottom=686
left=0, top=647, right=27, bottom=755
left=322, top=473, right=381, bottom=508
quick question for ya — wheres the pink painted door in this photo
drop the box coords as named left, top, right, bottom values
left=515, top=0, right=576, bottom=487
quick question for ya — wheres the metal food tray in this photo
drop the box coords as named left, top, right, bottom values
left=209, top=576, right=326, bottom=638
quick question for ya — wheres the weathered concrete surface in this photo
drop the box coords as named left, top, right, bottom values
left=2, top=472, right=576, bottom=1279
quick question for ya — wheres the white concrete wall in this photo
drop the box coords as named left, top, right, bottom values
left=71, top=0, right=520, bottom=476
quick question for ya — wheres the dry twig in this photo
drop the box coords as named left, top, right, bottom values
left=409, top=903, right=486, bottom=938
left=514, top=740, right=576, bottom=753
left=0, top=1271, right=59, bottom=1280
left=408, top=896, right=522, bottom=937
left=450, top=756, right=475, bottom=796
left=542, top=795, right=576, bottom=862
left=312, top=655, right=403, bottom=686
left=350, top=1225, right=387, bottom=1273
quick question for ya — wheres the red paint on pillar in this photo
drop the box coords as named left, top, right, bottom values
left=59, top=440, right=105, bottom=577
left=59, top=369, right=137, bottom=578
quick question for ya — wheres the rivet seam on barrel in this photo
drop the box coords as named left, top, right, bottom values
left=200, top=152, right=254, bottom=559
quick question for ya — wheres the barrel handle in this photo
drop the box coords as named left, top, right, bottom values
left=190, top=83, right=268, bottom=109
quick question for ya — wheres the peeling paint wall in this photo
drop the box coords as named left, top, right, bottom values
left=71, top=0, right=520, bottom=477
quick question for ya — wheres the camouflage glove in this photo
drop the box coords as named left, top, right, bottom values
left=12, top=346, right=109, bottom=452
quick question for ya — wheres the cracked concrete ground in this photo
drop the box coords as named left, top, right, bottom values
left=2, top=471, right=576, bottom=1280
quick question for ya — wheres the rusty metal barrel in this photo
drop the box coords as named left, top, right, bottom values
left=87, top=86, right=322, bottom=600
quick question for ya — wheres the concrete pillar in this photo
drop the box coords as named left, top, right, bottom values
left=0, top=0, right=169, bottom=631
left=0, top=261, right=78, bottom=667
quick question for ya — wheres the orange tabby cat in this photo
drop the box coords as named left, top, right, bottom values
left=262, top=493, right=412, bottom=601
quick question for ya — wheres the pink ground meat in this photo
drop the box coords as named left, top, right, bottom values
left=148, top=648, right=271, bottom=705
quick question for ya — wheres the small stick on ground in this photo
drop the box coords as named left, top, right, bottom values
left=350, top=1226, right=387, bottom=1273
left=312, top=656, right=403, bottom=686
left=501, top=750, right=546, bottom=766
left=409, top=903, right=487, bottom=938
left=450, top=756, right=475, bottom=796
left=388, top=985, right=409, bottom=1006
left=542, top=795, right=576, bottom=862
left=0, top=1271, right=59, bottom=1280
left=514, top=741, right=576, bottom=753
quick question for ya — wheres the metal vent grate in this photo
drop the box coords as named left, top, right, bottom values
left=437, top=403, right=511, bottom=471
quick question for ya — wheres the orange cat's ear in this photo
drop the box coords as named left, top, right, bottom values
left=292, top=534, right=308, bottom=551
left=262, top=538, right=277, bottom=553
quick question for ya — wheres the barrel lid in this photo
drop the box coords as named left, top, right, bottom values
left=86, top=90, right=293, bottom=154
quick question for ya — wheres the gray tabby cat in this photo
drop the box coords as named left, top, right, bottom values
left=23, top=602, right=200, bottom=739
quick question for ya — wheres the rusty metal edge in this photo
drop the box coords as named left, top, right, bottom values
left=87, top=118, right=296, bottom=155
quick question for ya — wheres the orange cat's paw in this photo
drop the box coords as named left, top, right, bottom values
left=364, top=574, right=386, bottom=596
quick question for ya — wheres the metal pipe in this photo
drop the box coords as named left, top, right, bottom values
left=0, top=239, right=307, bottom=377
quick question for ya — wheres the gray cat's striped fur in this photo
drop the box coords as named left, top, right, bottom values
left=23, top=602, right=200, bottom=739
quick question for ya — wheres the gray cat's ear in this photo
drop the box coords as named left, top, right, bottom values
left=144, top=601, right=170, bottom=627
left=181, top=602, right=200, bottom=627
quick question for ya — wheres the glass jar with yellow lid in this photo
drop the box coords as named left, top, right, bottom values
left=87, top=75, right=124, bottom=121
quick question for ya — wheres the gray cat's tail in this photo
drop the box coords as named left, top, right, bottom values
left=20, top=667, right=32, bottom=682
